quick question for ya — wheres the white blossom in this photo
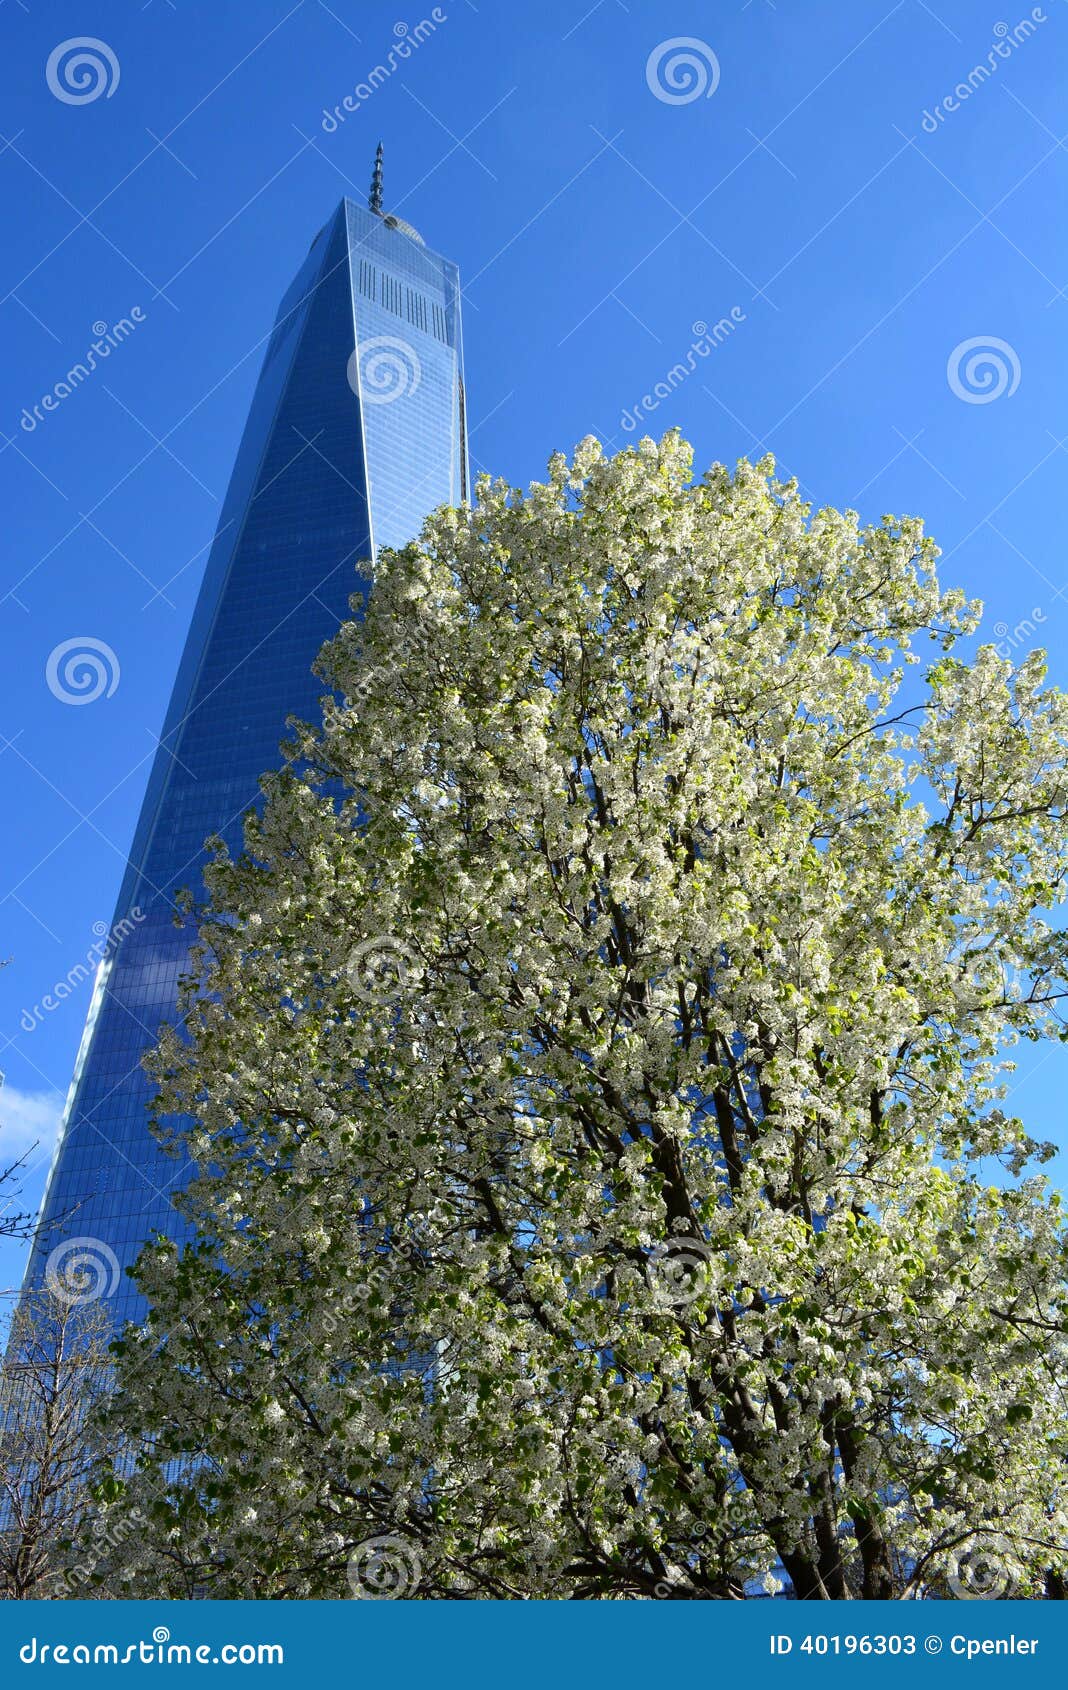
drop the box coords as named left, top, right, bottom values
left=90, top=436, right=1068, bottom=1602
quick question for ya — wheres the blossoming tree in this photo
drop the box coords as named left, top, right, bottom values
left=92, top=435, right=1068, bottom=1599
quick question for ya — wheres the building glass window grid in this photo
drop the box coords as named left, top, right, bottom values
left=23, top=199, right=467, bottom=1327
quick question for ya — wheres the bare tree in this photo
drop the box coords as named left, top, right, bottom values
left=0, top=1147, right=42, bottom=1248
left=0, top=1290, right=114, bottom=1599
left=0, top=965, right=54, bottom=1244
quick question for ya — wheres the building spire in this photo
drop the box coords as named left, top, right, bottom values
left=368, top=142, right=384, bottom=216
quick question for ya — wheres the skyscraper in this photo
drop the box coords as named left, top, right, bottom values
left=24, top=167, right=468, bottom=1325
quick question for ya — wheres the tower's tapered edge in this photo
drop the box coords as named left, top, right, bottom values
left=22, top=195, right=468, bottom=1326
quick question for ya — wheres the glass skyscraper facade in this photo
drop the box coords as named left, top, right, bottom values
left=23, top=192, right=467, bottom=1326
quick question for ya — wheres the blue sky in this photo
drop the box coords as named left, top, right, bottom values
left=1, top=0, right=1065, bottom=1302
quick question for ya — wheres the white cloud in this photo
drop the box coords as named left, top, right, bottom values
left=0, top=1083, right=64, bottom=1160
